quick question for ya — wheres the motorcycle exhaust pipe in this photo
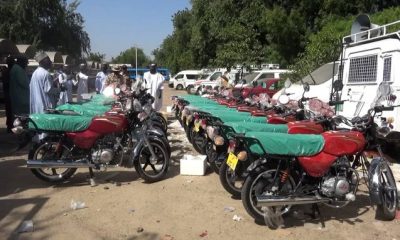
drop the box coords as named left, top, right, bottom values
left=27, top=160, right=95, bottom=168
left=256, top=196, right=331, bottom=207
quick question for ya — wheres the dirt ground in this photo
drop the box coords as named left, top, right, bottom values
left=1, top=83, right=400, bottom=240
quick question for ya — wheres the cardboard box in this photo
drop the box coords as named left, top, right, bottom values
left=180, top=155, right=207, bottom=176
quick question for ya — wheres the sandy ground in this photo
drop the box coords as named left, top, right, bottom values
left=1, top=83, right=400, bottom=240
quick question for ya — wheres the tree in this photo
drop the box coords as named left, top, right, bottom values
left=154, top=0, right=400, bottom=73
left=87, top=52, right=105, bottom=62
left=0, top=0, right=90, bottom=59
left=113, top=47, right=151, bottom=67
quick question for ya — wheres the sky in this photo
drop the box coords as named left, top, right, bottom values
left=75, top=0, right=191, bottom=60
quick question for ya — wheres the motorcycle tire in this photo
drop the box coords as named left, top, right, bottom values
left=241, top=169, right=295, bottom=226
left=134, top=138, right=170, bottom=183
left=152, top=112, right=168, bottom=132
left=375, top=162, right=398, bottom=220
left=219, top=161, right=242, bottom=198
left=190, top=128, right=207, bottom=155
left=29, top=141, right=77, bottom=183
left=147, top=128, right=171, bottom=158
left=206, top=143, right=221, bottom=174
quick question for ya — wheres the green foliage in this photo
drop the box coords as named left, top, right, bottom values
left=154, top=0, right=399, bottom=73
left=112, top=47, right=151, bottom=67
left=290, top=7, right=400, bottom=81
left=0, top=0, right=90, bottom=59
left=87, top=52, right=105, bottom=62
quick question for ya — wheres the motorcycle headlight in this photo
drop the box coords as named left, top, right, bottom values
left=125, top=99, right=132, bottom=110
left=13, top=118, right=22, bottom=127
left=143, top=104, right=152, bottom=115
left=138, top=112, right=148, bottom=122
left=133, top=99, right=142, bottom=112
left=214, top=136, right=225, bottom=146
left=206, top=126, right=216, bottom=139
left=377, top=126, right=391, bottom=137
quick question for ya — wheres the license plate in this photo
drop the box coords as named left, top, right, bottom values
left=194, top=122, right=200, bottom=132
left=226, top=153, right=239, bottom=170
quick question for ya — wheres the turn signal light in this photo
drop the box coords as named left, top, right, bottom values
left=214, top=136, right=225, bottom=146
left=237, top=151, right=247, bottom=161
left=387, top=117, right=395, bottom=124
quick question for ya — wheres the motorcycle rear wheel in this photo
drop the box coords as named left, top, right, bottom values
left=29, top=141, right=77, bottom=183
left=134, top=139, right=170, bottom=183
left=375, top=162, right=398, bottom=220
left=241, top=169, right=295, bottom=226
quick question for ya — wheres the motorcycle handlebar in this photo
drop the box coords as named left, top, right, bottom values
left=374, top=105, right=395, bottom=112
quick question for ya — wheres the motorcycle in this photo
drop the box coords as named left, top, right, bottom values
left=240, top=105, right=399, bottom=227
left=13, top=89, right=170, bottom=184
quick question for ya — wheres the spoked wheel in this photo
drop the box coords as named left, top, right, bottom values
left=191, top=129, right=207, bottom=154
left=376, top=161, right=398, bottom=220
left=30, top=141, right=77, bottom=183
left=241, top=169, right=295, bottom=227
left=219, top=162, right=244, bottom=198
left=134, top=139, right=170, bottom=183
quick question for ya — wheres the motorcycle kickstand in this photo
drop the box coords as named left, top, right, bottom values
left=305, top=204, right=325, bottom=228
left=88, top=167, right=97, bottom=187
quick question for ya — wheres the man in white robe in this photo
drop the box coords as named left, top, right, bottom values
left=96, top=64, right=108, bottom=94
left=57, top=65, right=68, bottom=105
left=143, top=63, right=164, bottom=111
left=76, top=64, right=89, bottom=102
left=29, top=52, right=55, bottom=114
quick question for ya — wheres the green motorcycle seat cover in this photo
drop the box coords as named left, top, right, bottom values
left=245, top=132, right=324, bottom=156
left=224, top=122, right=288, bottom=133
left=29, top=113, right=93, bottom=132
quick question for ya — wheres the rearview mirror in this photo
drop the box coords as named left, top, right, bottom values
left=278, top=94, right=290, bottom=105
left=378, top=82, right=391, bottom=97
left=284, top=79, right=292, bottom=88
left=303, top=82, right=310, bottom=92
left=115, top=88, right=121, bottom=95
left=333, top=80, right=343, bottom=91
left=252, top=81, right=257, bottom=87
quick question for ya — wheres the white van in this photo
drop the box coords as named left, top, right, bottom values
left=168, top=70, right=202, bottom=90
left=240, top=69, right=290, bottom=87
left=273, top=16, right=400, bottom=131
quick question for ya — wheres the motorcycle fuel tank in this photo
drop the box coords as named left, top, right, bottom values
left=287, top=121, right=324, bottom=134
left=89, top=116, right=127, bottom=134
left=322, top=131, right=365, bottom=156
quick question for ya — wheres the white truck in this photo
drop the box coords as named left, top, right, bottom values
left=274, top=16, right=400, bottom=131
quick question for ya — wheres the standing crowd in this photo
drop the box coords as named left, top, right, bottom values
left=1, top=51, right=165, bottom=133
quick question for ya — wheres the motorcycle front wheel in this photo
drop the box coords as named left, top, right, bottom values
left=190, top=128, right=207, bottom=154
left=205, top=142, right=222, bottom=174
left=151, top=112, right=168, bottom=132
left=241, top=169, right=295, bottom=227
left=375, top=161, right=398, bottom=220
left=134, top=138, right=170, bottom=183
left=29, top=141, right=77, bottom=183
left=219, top=161, right=243, bottom=198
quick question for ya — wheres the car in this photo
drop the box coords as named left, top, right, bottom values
left=169, top=70, right=202, bottom=90
left=234, top=78, right=284, bottom=98
left=237, top=69, right=290, bottom=87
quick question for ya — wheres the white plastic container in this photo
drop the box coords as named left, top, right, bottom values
left=180, top=155, right=207, bottom=176
left=166, top=106, right=172, bottom=113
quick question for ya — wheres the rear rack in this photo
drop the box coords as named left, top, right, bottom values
left=343, top=20, right=400, bottom=45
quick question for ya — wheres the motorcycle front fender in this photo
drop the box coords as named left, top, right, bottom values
left=147, top=128, right=165, bottom=138
left=368, top=157, right=385, bottom=205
